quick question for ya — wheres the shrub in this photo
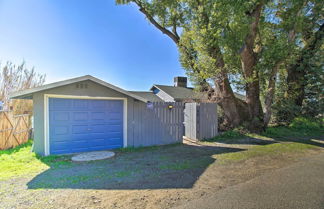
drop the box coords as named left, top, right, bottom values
left=205, top=128, right=245, bottom=142
left=272, top=99, right=301, bottom=124
left=289, top=117, right=322, bottom=131
left=263, top=117, right=323, bottom=138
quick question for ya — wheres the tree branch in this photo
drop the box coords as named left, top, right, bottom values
left=172, top=20, right=180, bottom=40
left=134, top=1, right=180, bottom=44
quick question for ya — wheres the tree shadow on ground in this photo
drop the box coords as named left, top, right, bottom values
left=27, top=143, right=244, bottom=190
left=209, top=137, right=278, bottom=145
left=273, top=136, right=324, bottom=148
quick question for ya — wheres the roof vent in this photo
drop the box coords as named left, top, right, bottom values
left=76, top=83, right=88, bottom=89
left=174, top=76, right=187, bottom=88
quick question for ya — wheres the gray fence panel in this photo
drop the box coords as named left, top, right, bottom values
left=198, top=103, right=218, bottom=140
left=184, top=103, right=197, bottom=140
left=184, top=103, right=218, bottom=140
left=132, top=102, right=184, bottom=147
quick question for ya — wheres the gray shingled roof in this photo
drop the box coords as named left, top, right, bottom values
left=129, top=91, right=163, bottom=102
left=151, top=85, right=204, bottom=101
left=151, top=84, right=245, bottom=101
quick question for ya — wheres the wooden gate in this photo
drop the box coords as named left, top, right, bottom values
left=184, top=103, right=218, bottom=141
left=0, top=111, right=31, bottom=150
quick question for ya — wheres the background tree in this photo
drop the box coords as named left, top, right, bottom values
left=272, top=1, right=324, bottom=123
left=0, top=61, right=46, bottom=114
left=116, top=0, right=323, bottom=132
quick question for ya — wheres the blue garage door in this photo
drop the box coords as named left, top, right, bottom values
left=49, top=98, right=124, bottom=155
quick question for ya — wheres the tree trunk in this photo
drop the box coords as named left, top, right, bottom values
left=286, top=65, right=306, bottom=106
left=213, top=73, right=249, bottom=128
left=263, top=62, right=281, bottom=126
left=206, top=46, right=249, bottom=129
left=244, top=70, right=264, bottom=131
left=240, top=3, right=265, bottom=132
left=264, top=30, right=296, bottom=126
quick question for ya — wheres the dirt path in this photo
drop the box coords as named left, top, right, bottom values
left=1, top=140, right=323, bottom=209
left=174, top=152, right=324, bottom=209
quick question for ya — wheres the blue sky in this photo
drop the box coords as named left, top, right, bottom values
left=0, top=0, right=185, bottom=90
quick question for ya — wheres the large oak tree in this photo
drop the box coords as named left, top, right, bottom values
left=116, top=0, right=323, bottom=132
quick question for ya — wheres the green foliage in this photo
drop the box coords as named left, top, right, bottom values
left=273, top=43, right=324, bottom=123
left=272, top=99, right=301, bottom=124
left=178, top=0, right=256, bottom=82
left=301, top=49, right=324, bottom=117
left=289, top=117, right=323, bottom=131
left=264, top=117, right=323, bottom=137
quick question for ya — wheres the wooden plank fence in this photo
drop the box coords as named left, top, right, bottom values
left=0, top=111, right=31, bottom=150
left=131, top=102, right=184, bottom=147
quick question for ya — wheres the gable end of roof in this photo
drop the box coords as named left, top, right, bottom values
left=10, top=75, right=148, bottom=103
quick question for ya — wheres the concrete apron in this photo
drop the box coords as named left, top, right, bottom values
left=71, top=151, right=115, bottom=162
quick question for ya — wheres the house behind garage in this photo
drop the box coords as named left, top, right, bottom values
left=131, top=76, right=244, bottom=103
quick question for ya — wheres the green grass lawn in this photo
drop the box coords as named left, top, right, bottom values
left=205, top=117, right=324, bottom=163
left=0, top=141, right=71, bottom=181
left=206, top=117, right=324, bottom=143
left=216, top=142, right=318, bottom=164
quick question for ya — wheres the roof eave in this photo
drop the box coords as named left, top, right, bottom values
left=10, top=94, right=33, bottom=100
